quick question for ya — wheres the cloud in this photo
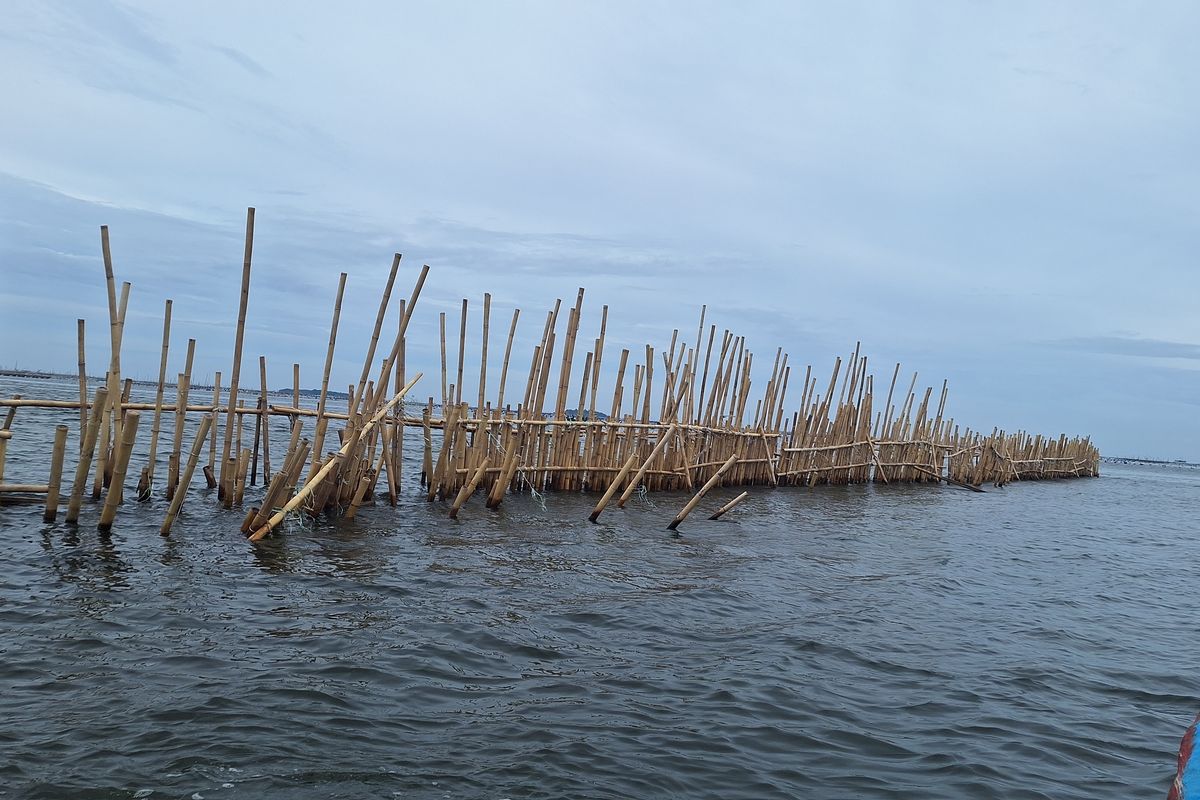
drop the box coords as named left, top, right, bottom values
left=1051, top=336, right=1200, bottom=361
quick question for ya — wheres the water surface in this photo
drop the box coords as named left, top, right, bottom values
left=1, top=377, right=1196, bottom=798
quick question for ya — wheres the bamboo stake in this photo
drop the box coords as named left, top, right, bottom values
left=159, top=415, right=213, bottom=535
left=309, top=271, right=347, bottom=478
left=65, top=387, right=108, bottom=523
left=259, top=355, right=271, bottom=482
left=588, top=454, right=638, bottom=523
left=439, top=311, right=448, bottom=411
left=497, top=308, right=520, bottom=412
left=204, top=372, right=222, bottom=488
left=449, top=457, right=490, bottom=519
left=42, top=425, right=68, bottom=522
left=219, top=207, right=255, bottom=495
left=478, top=292, right=491, bottom=416
left=249, top=374, right=421, bottom=541
left=456, top=298, right=468, bottom=407
left=708, top=490, right=748, bottom=520
left=617, top=423, right=679, bottom=508
left=98, top=411, right=140, bottom=532
left=76, top=319, right=87, bottom=449
left=350, top=253, right=401, bottom=416
left=668, top=454, right=738, bottom=531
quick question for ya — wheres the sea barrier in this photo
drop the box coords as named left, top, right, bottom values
left=0, top=208, right=1099, bottom=535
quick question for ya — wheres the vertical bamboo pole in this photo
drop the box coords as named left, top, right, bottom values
left=76, top=319, right=88, bottom=450
left=43, top=425, right=69, bottom=522
left=309, top=272, right=347, bottom=477
left=477, top=292, right=491, bottom=415
left=167, top=338, right=195, bottom=500
left=439, top=311, right=449, bottom=411
left=455, top=298, right=468, bottom=407
left=204, top=372, right=222, bottom=488
left=140, top=298, right=172, bottom=499
left=98, top=411, right=140, bottom=533
left=259, top=355, right=271, bottom=481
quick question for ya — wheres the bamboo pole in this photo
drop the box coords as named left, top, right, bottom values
left=249, top=373, right=421, bottom=541
left=350, top=253, right=401, bottom=416
left=309, top=271, right=347, bottom=478
left=439, top=311, right=448, bottom=411
left=159, top=415, right=213, bottom=535
left=65, top=387, right=107, bottom=524
left=76, top=319, right=87, bottom=449
left=203, top=371, right=222, bottom=490
left=617, top=423, right=679, bottom=508
left=139, top=299, right=172, bottom=500
left=42, top=425, right=69, bottom=522
left=449, top=457, right=490, bottom=519
left=497, top=308, right=520, bottom=412
left=258, top=355, right=271, bottom=482
left=455, top=298, right=468, bottom=407
left=217, top=208, right=255, bottom=498
left=668, top=454, right=738, bottom=531
left=588, top=454, right=638, bottom=523
left=478, top=292, right=491, bottom=415
left=708, top=490, right=748, bottom=520
left=97, top=411, right=140, bottom=532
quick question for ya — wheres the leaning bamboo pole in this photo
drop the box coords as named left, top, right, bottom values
left=159, top=415, right=213, bottom=536
left=42, top=425, right=69, bottom=522
left=65, top=387, right=108, bottom=524
left=219, top=207, right=255, bottom=497
left=309, top=271, right=348, bottom=479
left=248, top=374, right=421, bottom=542
left=668, top=454, right=738, bottom=531
left=98, top=411, right=140, bottom=533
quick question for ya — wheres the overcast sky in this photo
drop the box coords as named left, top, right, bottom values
left=1, top=1, right=1197, bottom=459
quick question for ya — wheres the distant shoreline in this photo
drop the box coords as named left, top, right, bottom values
left=0, top=368, right=347, bottom=400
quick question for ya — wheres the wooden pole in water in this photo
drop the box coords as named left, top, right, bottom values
left=43, top=425, right=69, bottom=522
left=76, top=319, right=87, bottom=449
left=616, top=423, right=679, bottom=508
left=478, top=293, right=491, bottom=416
left=456, top=298, right=467, bottom=407
left=159, top=414, right=213, bottom=535
left=204, top=372, right=221, bottom=488
left=309, top=271, right=347, bottom=478
left=350, top=253, right=401, bottom=416
left=588, top=454, right=639, bottom=523
left=139, top=299, right=172, bottom=499
left=219, top=207, right=255, bottom=496
left=439, top=312, right=449, bottom=412
left=449, top=457, right=490, bottom=519
left=249, top=374, right=421, bottom=541
left=708, top=490, right=748, bottom=521
left=98, top=411, right=140, bottom=532
left=497, top=308, right=519, bottom=413
left=258, top=355, right=271, bottom=482
left=668, top=454, right=738, bottom=531
left=66, top=387, right=107, bottom=524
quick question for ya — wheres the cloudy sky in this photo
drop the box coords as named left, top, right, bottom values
left=1, top=1, right=1197, bottom=459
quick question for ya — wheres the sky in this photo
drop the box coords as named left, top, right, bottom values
left=1, top=1, right=1197, bottom=459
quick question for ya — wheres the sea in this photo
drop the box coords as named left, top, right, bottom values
left=1, top=376, right=1196, bottom=799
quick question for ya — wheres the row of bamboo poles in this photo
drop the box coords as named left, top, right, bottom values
left=0, top=209, right=1101, bottom=537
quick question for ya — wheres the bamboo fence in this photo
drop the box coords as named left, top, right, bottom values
left=0, top=210, right=1100, bottom=536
